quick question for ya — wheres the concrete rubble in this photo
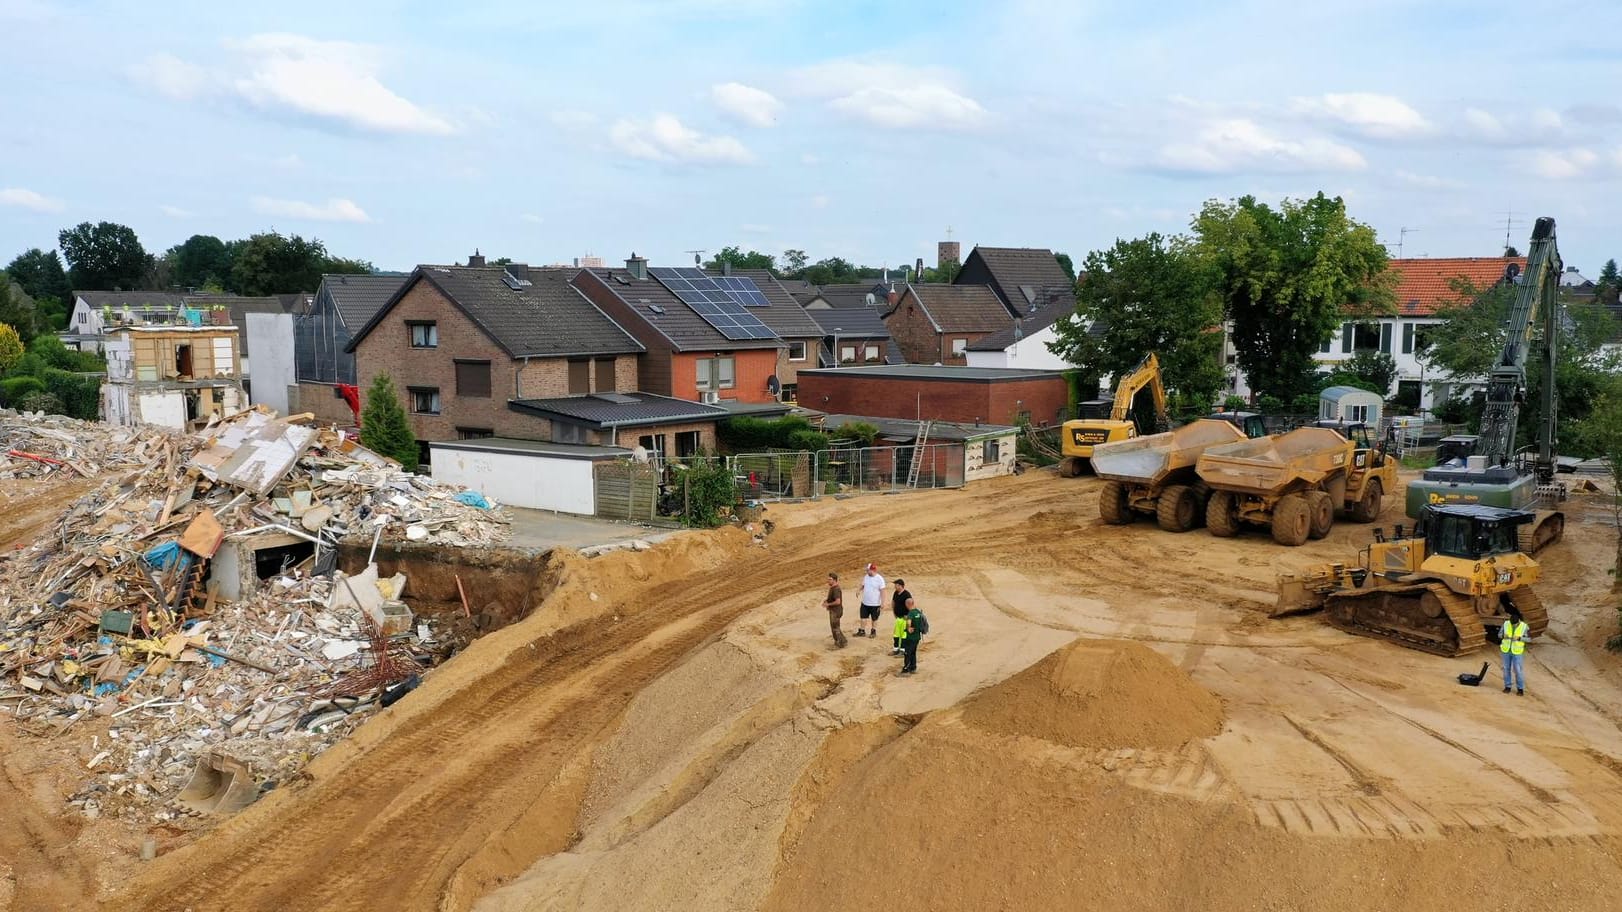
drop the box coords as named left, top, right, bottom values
left=0, top=407, right=511, bottom=826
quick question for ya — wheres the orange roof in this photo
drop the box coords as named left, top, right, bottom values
left=1383, top=256, right=1526, bottom=317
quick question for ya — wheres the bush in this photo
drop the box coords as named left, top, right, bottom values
left=41, top=369, right=101, bottom=420
left=0, top=324, right=21, bottom=373
left=786, top=429, right=830, bottom=452
left=1222, top=395, right=1247, bottom=412
left=718, top=415, right=830, bottom=452
left=360, top=373, right=419, bottom=471
left=16, top=391, right=63, bottom=414
left=837, top=421, right=880, bottom=447
left=0, top=374, right=46, bottom=405
left=675, top=459, right=739, bottom=527
left=1432, top=396, right=1473, bottom=426
left=1256, top=393, right=1285, bottom=415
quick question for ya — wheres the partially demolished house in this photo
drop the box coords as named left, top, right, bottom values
left=101, top=321, right=247, bottom=431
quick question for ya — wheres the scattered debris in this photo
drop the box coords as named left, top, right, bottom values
left=0, top=407, right=511, bottom=825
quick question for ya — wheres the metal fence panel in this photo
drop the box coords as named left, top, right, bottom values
left=814, top=443, right=965, bottom=496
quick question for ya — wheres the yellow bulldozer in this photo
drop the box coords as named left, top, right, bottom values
left=1275, top=503, right=1546, bottom=656
left=1058, top=353, right=1168, bottom=477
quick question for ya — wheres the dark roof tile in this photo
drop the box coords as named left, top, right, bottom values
left=508, top=392, right=726, bottom=429
left=905, top=284, right=1014, bottom=333
left=965, top=292, right=1076, bottom=352
left=579, top=268, right=782, bottom=351
left=320, top=274, right=409, bottom=328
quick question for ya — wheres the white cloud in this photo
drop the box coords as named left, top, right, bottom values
left=1531, top=148, right=1599, bottom=180
left=159, top=204, right=194, bottom=217
left=790, top=60, right=987, bottom=130
left=251, top=196, right=372, bottom=222
left=520, top=213, right=544, bottom=224
left=1291, top=92, right=1431, bottom=140
left=1155, top=119, right=1366, bottom=174
left=134, top=34, right=453, bottom=136
left=710, top=82, right=782, bottom=127
left=1392, top=170, right=1463, bottom=190
left=609, top=114, right=754, bottom=165
left=810, top=194, right=829, bottom=209
left=0, top=187, right=64, bottom=212
left=1462, top=107, right=1505, bottom=139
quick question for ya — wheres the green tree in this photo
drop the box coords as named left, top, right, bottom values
left=1343, top=350, right=1399, bottom=396
left=803, top=257, right=861, bottom=285
left=360, top=373, right=419, bottom=471
left=1055, top=252, right=1077, bottom=282
left=0, top=323, right=22, bottom=373
left=923, top=256, right=961, bottom=283
left=165, top=235, right=234, bottom=289
left=58, top=221, right=154, bottom=290
left=324, top=255, right=375, bottom=276
left=230, top=231, right=333, bottom=295
left=1597, top=258, right=1620, bottom=306
left=1049, top=232, right=1225, bottom=411
left=704, top=246, right=775, bottom=272
left=780, top=249, right=808, bottom=277
left=0, top=275, right=40, bottom=341
left=1194, top=193, right=1394, bottom=404
left=1575, top=381, right=1622, bottom=613
left=5, top=248, right=72, bottom=305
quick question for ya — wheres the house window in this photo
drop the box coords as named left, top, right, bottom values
left=568, top=359, right=590, bottom=395
left=1350, top=323, right=1380, bottom=352
left=839, top=345, right=857, bottom=364
left=864, top=343, right=881, bottom=363
left=696, top=356, right=735, bottom=391
left=638, top=433, right=667, bottom=458
left=950, top=338, right=968, bottom=356
left=408, top=322, right=438, bottom=348
left=1320, top=334, right=1332, bottom=354
left=1414, top=324, right=1437, bottom=356
left=676, top=430, right=701, bottom=457
left=983, top=438, right=1001, bottom=462
left=788, top=341, right=808, bottom=362
left=595, top=358, right=616, bottom=392
left=409, top=387, right=441, bottom=415
left=1379, top=323, right=1393, bottom=354
left=552, top=421, right=590, bottom=444
left=456, top=427, right=493, bottom=440
left=1348, top=404, right=1370, bottom=423
left=77, top=312, right=87, bottom=325
left=455, top=360, right=492, bottom=398
left=1340, top=322, right=1353, bottom=354
left=1402, top=323, right=1415, bottom=355
left=781, top=383, right=797, bottom=403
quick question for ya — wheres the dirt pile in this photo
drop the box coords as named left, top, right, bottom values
left=958, top=639, right=1223, bottom=749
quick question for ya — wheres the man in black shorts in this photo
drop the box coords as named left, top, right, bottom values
left=856, top=562, right=886, bottom=638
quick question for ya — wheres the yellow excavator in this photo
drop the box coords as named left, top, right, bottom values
left=1275, top=503, right=1546, bottom=656
left=1058, top=353, right=1169, bottom=477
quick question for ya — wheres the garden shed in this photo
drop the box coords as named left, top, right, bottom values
left=1319, top=386, right=1383, bottom=427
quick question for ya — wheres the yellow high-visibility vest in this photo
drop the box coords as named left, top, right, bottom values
left=1500, top=620, right=1528, bottom=655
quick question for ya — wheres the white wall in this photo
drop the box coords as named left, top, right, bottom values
left=963, top=325, right=1074, bottom=371
left=69, top=297, right=105, bottom=352
left=964, top=432, right=1017, bottom=481
left=135, top=390, right=188, bottom=430
left=245, top=312, right=295, bottom=415
left=430, top=448, right=598, bottom=515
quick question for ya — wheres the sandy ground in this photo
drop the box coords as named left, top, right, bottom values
left=5, top=468, right=1622, bottom=910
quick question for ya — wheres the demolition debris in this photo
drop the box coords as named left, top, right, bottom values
left=0, top=408, right=510, bottom=825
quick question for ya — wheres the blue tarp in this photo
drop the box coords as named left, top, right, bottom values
left=453, top=490, right=490, bottom=509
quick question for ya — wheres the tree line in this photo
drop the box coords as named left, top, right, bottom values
left=701, top=245, right=1077, bottom=287
left=0, top=221, right=375, bottom=339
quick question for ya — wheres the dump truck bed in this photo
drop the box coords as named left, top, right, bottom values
left=1196, top=427, right=1351, bottom=496
left=1091, top=419, right=1248, bottom=486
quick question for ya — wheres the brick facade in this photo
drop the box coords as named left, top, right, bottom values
left=292, top=381, right=361, bottom=426
left=352, top=280, right=639, bottom=442
left=884, top=289, right=986, bottom=365
left=797, top=370, right=1070, bottom=427
left=670, top=350, right=781, bottom=403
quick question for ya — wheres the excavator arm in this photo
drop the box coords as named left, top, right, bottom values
left=1478, top=217, right=1560, bottom=480
left=1110, top=353, right=1169, bottom=427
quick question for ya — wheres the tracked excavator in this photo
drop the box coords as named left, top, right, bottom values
left=1405, top=216, right=1567, bottom=555
left=1058, top=353, right=1169, bottom=476
left=1275, top=503, right=1546, bottom=656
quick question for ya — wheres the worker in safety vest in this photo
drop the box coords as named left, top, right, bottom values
left=1501, top=604, right=1529, bottom=696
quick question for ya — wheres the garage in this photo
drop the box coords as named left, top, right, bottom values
left=429, top=438, right=631, bottom=515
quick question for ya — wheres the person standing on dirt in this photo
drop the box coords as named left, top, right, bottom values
left=857, top=563, right=886, bottom=638
left=1501, top=604, right=1529, bottom=695
left=824, top=572, right=847, bottom=649
left=891, top=579, right=914, bottom=656
left=900, top=599, right=927, bottom=675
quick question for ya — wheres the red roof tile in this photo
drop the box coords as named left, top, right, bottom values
left=1384, top=256, right=1526, bottom=317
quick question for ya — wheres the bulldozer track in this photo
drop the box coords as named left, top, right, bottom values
left=1325, top=582, right=1488, bottom=657
left=1518, top=510, right=1565, bottom=554
left=1509, top=585, right=1549, bottom=639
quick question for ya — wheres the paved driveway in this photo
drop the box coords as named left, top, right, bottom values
left=503, top=507, right=679, bottom=552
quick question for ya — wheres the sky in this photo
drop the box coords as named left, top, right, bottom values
left=3, top=0, right=1622, bottom=278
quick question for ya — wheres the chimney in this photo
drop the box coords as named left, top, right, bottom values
left=915, top=257, right=924, bottom=279
left=468, top=248, right=486, bottom=267
left=886, top=289, right=899, bottom=307
left=625, top=252, right=648, bottom=280
left=721, top=260, right=733, bottom=276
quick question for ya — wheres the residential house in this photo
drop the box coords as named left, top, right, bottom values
left=704, top=267, right=825, bottom=402
left=67, top=292, right=190, bottom=353
left=347, top=263, right=671, bottom=465
left=804, top=280, right=897, bottom=310
left=954, top=246, right=1078, bottom=316
left=883, top=283, right=1013, bottom=365
left=963, top=291, right=1079, bottom=370
left=571, top=255, right=784, bottom=406
left=797, top=364, right=1070, bottom=427
left=293, top=273, right=410, bottom=424
left=804, top=305, right=902, bottom=368
left=101, top=322, right=244, bottom=430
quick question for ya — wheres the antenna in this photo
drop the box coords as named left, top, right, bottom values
left=1397, top=227, right=1419, bottom=258
left=685, top=249, right=706, bottom=266
left=1500, top=209, right=1525, bottom=253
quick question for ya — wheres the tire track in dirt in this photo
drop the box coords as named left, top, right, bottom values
left=0, top=735, right=99, bottom=912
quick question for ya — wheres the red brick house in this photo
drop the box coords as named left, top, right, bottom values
left=704, top=266, right=825, bottom=402
left=572, top=256, right=783, bottom=405
left=345, top=263, right=722, bottom=463
left=796, top=364, right=1070, bottom=427
left=883, top=284, right=1013, bottom=365
left=954, top=245, right=1078, bottom=316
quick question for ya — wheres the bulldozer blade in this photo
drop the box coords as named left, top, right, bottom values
left=176, top=751, right=259, bottom=816
left=1273, top=573, right=1327, bottom=618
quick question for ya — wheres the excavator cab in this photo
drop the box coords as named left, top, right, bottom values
left=1058, top=354, right=1168, bottom=476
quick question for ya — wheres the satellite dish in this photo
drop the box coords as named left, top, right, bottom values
left=766, top=374, right=781, bottom=395
left=865, top=292, right=876, bottom=306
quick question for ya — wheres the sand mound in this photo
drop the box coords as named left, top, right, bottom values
left=958, top=639, right=1222, bottom=749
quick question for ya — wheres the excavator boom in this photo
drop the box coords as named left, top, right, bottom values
left=1110, top=353, right=1169, bottom=426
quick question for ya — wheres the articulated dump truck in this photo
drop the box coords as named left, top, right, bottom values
left=1197, top=426, right=1396, bottom=546
left=1091, top=419, right=1249, bottom=531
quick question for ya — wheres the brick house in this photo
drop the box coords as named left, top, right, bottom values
left=803, top=306, right=903, bottom=367
left=293, top=273, right=409, bottom=425
left=704, top=266, right=825, bottom=402
left=571, top=256, right=783, bottom=405
left=883, top=283, right=1014, bottom=365
left=954, top=245, right=1078, bottom=315
left=509, top=393, right=725, bottom=457
left=346, top=263, right=653, bottom=464
left=796, top=364, right=1070, bottom=427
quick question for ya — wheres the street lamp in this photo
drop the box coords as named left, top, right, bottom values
left=832, top=328, right=843, bottom=368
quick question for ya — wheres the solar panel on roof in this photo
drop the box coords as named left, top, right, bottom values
left=648, top=267, right=778, bottom=340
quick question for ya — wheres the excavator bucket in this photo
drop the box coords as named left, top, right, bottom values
left=176, top=751, right=259, bottom=816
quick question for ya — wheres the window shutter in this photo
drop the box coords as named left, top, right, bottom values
left=1402, top=323, right=1414, bottom=354
left=1380, top=323, right=1393, bottom=353
left=1340, top=323, right=1353, bottom=354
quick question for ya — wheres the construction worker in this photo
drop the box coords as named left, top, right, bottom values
left=823, top=572, right=847, bottom=649
left=1501, top=604, right=1529, bottom=696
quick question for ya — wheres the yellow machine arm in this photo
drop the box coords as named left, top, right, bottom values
left=1110, top=353, right=1168, bottom=425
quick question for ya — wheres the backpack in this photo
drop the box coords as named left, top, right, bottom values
left=913, top=611, right=929, bottom=636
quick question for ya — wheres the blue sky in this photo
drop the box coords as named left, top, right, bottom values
left=4, top=0, right=1622, bottom=277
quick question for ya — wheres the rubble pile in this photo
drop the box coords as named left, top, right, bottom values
left=0, top=407, right=511, bottom=825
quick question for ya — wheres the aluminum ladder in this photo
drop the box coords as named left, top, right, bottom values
left=906, top=420, right=933, bottom=487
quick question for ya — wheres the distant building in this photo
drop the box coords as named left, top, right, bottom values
left=796, top=364, right=1070, bottom=427
left=293, top=274, right=410, bottom=425
left=884, top=284, right=1013, bottom=365
left=963, top=292, right=1078, bottom=371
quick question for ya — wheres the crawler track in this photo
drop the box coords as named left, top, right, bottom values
left=1324, top=582, right=1489, bottom=657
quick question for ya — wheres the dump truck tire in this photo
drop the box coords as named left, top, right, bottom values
left=1271, top=494, right=1311, bottom=546
left=1207, top=491, right=1239, bottom=537
left=1349, top=478, right=1383, bottom=523
left=1060, top=456, right=1085, bottom=477
left=1099, top=481, right=1132, bottom=524
left=1156, top=484, right=1199, bottom=532
left=1305, top=490, right=1334, bottom=539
